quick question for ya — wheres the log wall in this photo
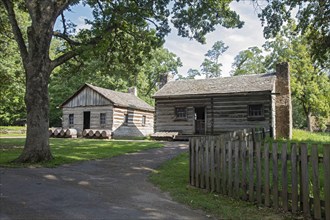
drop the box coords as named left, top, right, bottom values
left=112, top=107, right=154, bottom=137
left=155, top=93, right=272, bottom=135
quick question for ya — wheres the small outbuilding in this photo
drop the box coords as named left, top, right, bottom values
left=153, top=63, right=292, bottom=139
left=60, top=84, right=154, bottom=138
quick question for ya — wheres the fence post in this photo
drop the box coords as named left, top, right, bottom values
left=190, top=138, right=195, bottom=186
left=234, top=139, right=240, bottom=199
left=281, top=143, right=288, bottom=212
left=210, top=137, right=215, bottom=192
left=291, top=143, right=298, bottom=214
left=228, top=139, right=233, bottom=197
left=324, top=144, right=330, bottom=220
left=241, top=130, right=248, bottom=201
left=256, top=141, right=262, bottom=205
left=205, top=137, right=210, bottom=191
left=264, top=142, right=270, bottom=207
left=311, top=144, right=321, bottom=219
left=216, top=137, right=221, bottom=193
left=300, top=143, right=310, bottom=217
left=195, top=138, right=200, bottom=188
left=272, top=142, right=279, bottom=210
left=248, top=138, right=254, bottom=202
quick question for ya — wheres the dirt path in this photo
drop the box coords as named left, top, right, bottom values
left=0, top=142, right=213, bottom=220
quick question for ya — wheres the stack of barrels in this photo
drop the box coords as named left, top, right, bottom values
left=49, top=128, right=77, bottom=138
left=82, top=129, right=112, bottom=139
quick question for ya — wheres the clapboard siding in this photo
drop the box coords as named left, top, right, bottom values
left=112, top=107, right=154, bottom=137
left=155, top=93, right=272, bottom=135
left=63, top=87, right=111, bottom=107
left=62, top=106, right=113, bottom=133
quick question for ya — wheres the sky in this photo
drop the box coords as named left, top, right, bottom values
left=164, top=1, right=267, bottom=77
left=58, top=1, right=267, bottom=77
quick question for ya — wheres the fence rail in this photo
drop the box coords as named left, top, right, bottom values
left=189, top=129, right=330, bottom=219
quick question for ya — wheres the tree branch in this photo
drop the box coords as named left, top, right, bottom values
left=53, top=31, right=82, bottom=46
left=1, top=0, right=28, bottom=65
left=50, top=50, right=77, bottom=70
left=61, top=12, right=67, bottom=35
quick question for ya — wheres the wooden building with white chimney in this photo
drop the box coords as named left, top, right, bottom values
left=60, top=84, right=154, bottom=137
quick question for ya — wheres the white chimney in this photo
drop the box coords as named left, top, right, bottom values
left=128, top=87, right=138, bottom=96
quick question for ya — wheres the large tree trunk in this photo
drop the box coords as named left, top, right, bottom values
left=15, top=57, right=53, bottom=163
left=14, top=1, right=56, bottom=163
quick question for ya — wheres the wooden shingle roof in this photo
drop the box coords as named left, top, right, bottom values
left=61, top=84, right=154, bottom=112
left=153, top=73, right=276, bottom=98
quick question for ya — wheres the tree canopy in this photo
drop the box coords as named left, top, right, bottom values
left=258, top=0, right=330, bottom=66
left=0, top=0, right=244, bottom=163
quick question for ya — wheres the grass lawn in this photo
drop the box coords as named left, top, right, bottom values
left=292, top=129, right=330, bottom=144
left=149, top=153, right=288, bottom=219
left=0, top=138, right=163, bottom=167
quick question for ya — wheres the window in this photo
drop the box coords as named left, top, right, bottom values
left=248, top=104, right=264, bottom=120
left=69, top=114, right=74, bottom=125
left=175, top=107, right=187, bottom=120
left=100, top=113, right=106, bottom=125
left=124, top=114, right=129, bottom=125
left=142, top=115, right=146, bottom=126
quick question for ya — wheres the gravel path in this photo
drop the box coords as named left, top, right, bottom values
left=0, top=142, right=213, bottom=220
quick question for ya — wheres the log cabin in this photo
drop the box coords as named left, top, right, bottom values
left=60, top=84, right=154, bottom=138
left=153, top=63, right=292, bottom=139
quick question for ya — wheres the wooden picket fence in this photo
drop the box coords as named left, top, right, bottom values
left=189, top=129, right=330, bottom=219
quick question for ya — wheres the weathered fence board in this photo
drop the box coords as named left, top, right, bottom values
left=291, top=143, right=298, bottom=214
left=189, top=130, right=328, bottom=219
left=272, top=142, right=279, bottom=210
left=281, top=143, right=288, bottom=212
left=311, top=145, right=321, bottom=219
left=300, top=143, right=310, bottom=217
left=324, top=145, right=330, bottom=220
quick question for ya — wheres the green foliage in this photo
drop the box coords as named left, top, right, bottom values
left=49, top=47, right=181, bottom=126
left=0, top=5, right=28, bottom=125
left=264, top=23, right=330, bottom=130
left=258, top=0, right=330, bottom=66
left=201, top=41, right=228, bottom=78
left=0, top=138, right=163, bottom=167
left=231, top=46, right=266, bottom=76
left=179, top=41, right=228, bottom=80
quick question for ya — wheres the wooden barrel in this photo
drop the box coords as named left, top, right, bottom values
left=88, top=129, right=97, bottom=137
left=95, top=130, right=101, bottom=138
left=101, top=130, right=112, bottom=138
left=66, top=128, right=77, bottom=138
left=60, top=128, right=67, bottom=137
left=82, top=129, right=90, bottom=137
left=49, top=128, right=58, bottom=137
left=54, top=128, right=61, bottom=137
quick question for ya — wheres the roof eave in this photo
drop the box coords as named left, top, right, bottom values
left=153, top=90, right=273, bottom=99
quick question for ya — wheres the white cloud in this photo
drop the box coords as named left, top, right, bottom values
left=76, top=16, right=91, bottom=31
left=165, top=1, right=267, bottom=77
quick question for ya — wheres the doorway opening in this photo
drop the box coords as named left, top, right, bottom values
left=83, top=111, right=91, bottom=129
left=194, top=107, right=205, bottom=134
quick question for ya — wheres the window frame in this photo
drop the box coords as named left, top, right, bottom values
left=174, top=107, right=187, bottom=120
left=100, top=113, right=106, bottom=125
left=69, top=114, right=74, bottom=125
left=142, top=115, right=146, bottom=126
left=247, top=104, right=265, bottom=121
left=124, top=113, right=129, bottom=125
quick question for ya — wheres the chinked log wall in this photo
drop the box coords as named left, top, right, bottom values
left=189, top=129, right=330, bottom=219
left=155, top=93, right=272, bottom=135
